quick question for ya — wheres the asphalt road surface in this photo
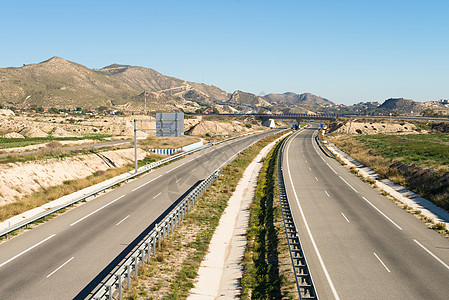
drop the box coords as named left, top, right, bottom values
left=283, top=126, right=449, bottom=299
left=0, top=129, right=281, bottom=299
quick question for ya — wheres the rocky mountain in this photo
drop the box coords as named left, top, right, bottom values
left=228, top=90, right=272, bottom=107
left=263, top=92, right=335, bottom=106
left=373, top=98, right=449, bottom=115
left=0, top=57, right=229, bottom=111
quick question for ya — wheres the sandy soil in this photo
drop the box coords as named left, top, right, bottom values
left=0, top=148, right=146, bottom=206
left=332, top=121, right=419, bottom=135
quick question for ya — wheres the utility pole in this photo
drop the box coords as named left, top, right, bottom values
left=134, top=119, right=138, bottom=173
left=144, top=90, right=147, bottom=115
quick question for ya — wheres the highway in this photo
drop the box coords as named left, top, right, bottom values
left=283, top=126, right=449, bottom=299
left=0, top=129, right=280, bottom=299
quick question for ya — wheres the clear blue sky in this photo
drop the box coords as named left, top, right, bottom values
left=1, top=0, right=448, bottom=105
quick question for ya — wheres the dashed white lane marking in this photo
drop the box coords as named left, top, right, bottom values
left=315, top=177, right=319, bottom=182
left=116, top=215, right=130, bottom=226
left=341, top=213, right=350, bottom=223
left=47, top=257, right=74, bottom=278
left=132, top=175, right=162, bottom=191
left=70, top=195, right=125, bottom=226
left=192, top=168, right=197, bottom=172
left=362, top=197, right=403, bottom=230
left=188, top=158, right=197, bottom=162
left=325, top=191, right=330, bottom=198
left=413, top=239, right=449, bottom=270
left=153, top=192, right=162, bottom=199
left=176, top=177, right=182, bottom=183
left=166, top=163, right=185, bottom=173
left=309, top=167, right=312, bottom=171
left=287, top=132, right=340, bottom=300
left=374, top=253, right=391, bottom=273
left=305, top=160, right=308, bottom=164
left=339, top=176, right=358, bottom=193
left=0, top=234, right=56, bottom=268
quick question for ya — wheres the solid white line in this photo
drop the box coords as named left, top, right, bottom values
left=326, top=163, right=338, bottom=175
left=47, top=257, right=74, bottom=278
left=132, top=175, right=162, bottom=191
left=341, top=213, right=350, bottom=223
left=374, top=252, right=391, bottom=273
left=220, top=153, right=238, bottom=168
left=286, top=133, right=340, bottom=300
left=116, top=215, right=130, bottom=226
left=166, top=163, right=185, bottom=173
left=0, top=234, right=56, bottom=268
left=339, top=176, right=358, bottom=193
left=362, top=197, right=403, bottom=230
left=153, top=192, right=162, bottom=199
left=70, top=195, right=125, bottom=226
left=325, top=191, right=330, bottom=198
left=188, top=158, right=196, bottom=162
left=413, top=239, right=449, bottom=270
left=315, top=177, right=319, bottom=182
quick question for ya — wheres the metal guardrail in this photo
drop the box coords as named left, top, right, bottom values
left=0, top=130, right=272, bottom=239
left=0, top=142, right=213, bottom=239
left=90, top=128, right=287, bottom=299
left=90, top=168, right=221, bottom=299
left=315, top=132, right=336, bottom=159
left=277, top=133, right=318, bottom=300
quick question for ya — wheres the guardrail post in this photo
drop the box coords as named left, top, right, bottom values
left=146, top=242, right=151, bottom=263
left=140, top=249, right=145, bottom=267
left=107, top=284, right=112, bottom=299
left=117, top=274, right=122, bottom=300
left=134, top=256, right=138, bottom=277
left=153, top=238, right=156, bottom=256
left=127, top=264, right=131, bottom=289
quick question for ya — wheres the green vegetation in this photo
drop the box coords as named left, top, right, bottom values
left=0, top=134, right=112, bottom=150
left=241, top=138, right=296, bottom=299
left=354, top=133, right=449, bottom=167
left=332, top=133, right=449, bottom=212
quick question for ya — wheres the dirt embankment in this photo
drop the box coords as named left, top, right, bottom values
left=328, top=120, right=419, bottom=135
left=0, top=148, right=146, bottom=206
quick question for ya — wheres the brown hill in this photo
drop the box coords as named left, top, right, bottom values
left=0, top=57, right=229, bottom=110
left=228, top=90, right=271, bottom=107
left=374, top=98, right=449, bottom=115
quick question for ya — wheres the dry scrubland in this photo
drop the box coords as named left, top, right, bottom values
left=328, top=119, right=449, bottom=212
left=0, top=110, right=267, bottom=219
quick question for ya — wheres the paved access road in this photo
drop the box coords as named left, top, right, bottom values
left=283, top=126, right=449, bottom=299
left=0, top=129, right=281, bottom=299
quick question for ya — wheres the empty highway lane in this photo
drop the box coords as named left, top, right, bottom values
left=283, top=126, right=449, bottom=299
left=0, top=129, right=281, bottom=299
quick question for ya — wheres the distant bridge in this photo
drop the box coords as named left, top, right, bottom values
left=204, top=113, right=340, bottom=122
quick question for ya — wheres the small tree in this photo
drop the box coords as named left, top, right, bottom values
left=420, top=109, right=435, bottom=117
left=49, top=107, right=60, bottom=114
